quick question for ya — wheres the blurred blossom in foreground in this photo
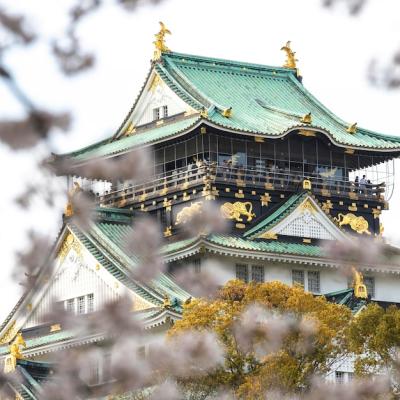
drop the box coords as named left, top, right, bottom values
left=323, top=237, right=384, bottom=268
left=0, top=111, right=71, bottom=150
left=322, top=0, right=367, bottom=15
left=13, top=231, right=52, bottom=290
left=173, top=260, right=229, bottom=298
left=149, top=331, right=224, bottom=377
left=61, top=148, right=153, bottom=182
left=149, top=379, right=182, bottom=400
left=179, top=201, right=228, bottom=237
left=234, top=304, right=297, bottom=357
left=124, top=216, right=166, bottom=283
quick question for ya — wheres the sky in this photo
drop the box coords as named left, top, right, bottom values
left=1, top=0, right=400, bottom=320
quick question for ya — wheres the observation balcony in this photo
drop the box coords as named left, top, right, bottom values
left=95, top=163, right=387, bottom=208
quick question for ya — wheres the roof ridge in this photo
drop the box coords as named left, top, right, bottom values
left=162, top=51, right=297, bottom=76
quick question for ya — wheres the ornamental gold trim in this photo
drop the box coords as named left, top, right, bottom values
left=334, top=213, right=371, bottom=235
left=220, top=202, right=255, bottom=223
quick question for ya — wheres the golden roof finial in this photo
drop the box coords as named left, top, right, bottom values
left=163, top=294, right=171, bottom=309
left=346, top=123, right=358, bottom=134
left=352, top=267, right=368, bottom=299
left=64, top=182, right=81, bottom=217
left=153, top=21, right=171, bottom=61
left=300, top=112, right=312, bottom=124
left=281, top=41, right=298, bottom=69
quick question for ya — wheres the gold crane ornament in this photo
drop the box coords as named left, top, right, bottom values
left=281, top=41, right=298, bottom=69
left=153, top=21, right=171, bottom=61
left=346, top=123, right=358, bottom=134
left=64, top=182, right=81, bottom=217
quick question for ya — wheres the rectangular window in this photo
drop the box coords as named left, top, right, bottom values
left=66, top=298, right=75, bottom=313
left=364, top=276, right=375, bottom=298
left=292, top=270, right=305, bottom=287
left=308, top=271, right=320, bottom=293
left=162, top=105, right=168, bottom=118
left=102, top=353, right=112, bottom=383
left=335, top=371, right=345, bottom=384
left=193, top=259, right=201, bottom=274
left=153, top=107, right=160, bottom=121
left=251, top=265, right=264, bottom=283
left=236, top=264, right=249, bottom=283
left=347, top=372, right=354, bottom=382
left=77, top=296, right=85, bottom=315
left=87, top=294, right=94, bottom=313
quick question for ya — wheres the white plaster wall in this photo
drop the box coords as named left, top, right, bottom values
left=134, top=82, right=189, bottom=127
left=25, top=247, right=121, bottom=328
left=373, top=273, right=400, bottom=302
left=195, top=255, right=352, bottom=296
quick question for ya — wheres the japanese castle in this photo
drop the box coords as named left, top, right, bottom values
left=2, top=23, right=400, bottom=398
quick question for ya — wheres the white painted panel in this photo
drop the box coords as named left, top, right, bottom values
left=25, top=246, right=120, bottom=328
left=134, top=78, right=190, bottom=127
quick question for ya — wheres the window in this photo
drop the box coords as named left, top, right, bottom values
left=153, top=107, right=160, bottom=120
left=77, top=296, right=85, bottom=315
left=87, top=293, right=94, bottom=313
left=335, top=371, right=345, bottom=384
left=308, top=271, right=320, bottom=293
left=347, top=372, right=354, bottom=382
left=292, top=270, right=305, bottom=287
left=193, top=259, right=201, bottom=274
left=364, top=276, right=375, bottom=298
left=66, top=298, right=75, bottom=313
left=251, top=265, right=264, bottom=283
left=65, top=294, right=94, bottom=315
left=162, top=105, right=168, bottom=118
left=236, top=264, right=249, bottom=283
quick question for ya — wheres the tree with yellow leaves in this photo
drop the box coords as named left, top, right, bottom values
left=169, top=280, right=352, bottom=399
left=347, top=302, right=400, bottom=393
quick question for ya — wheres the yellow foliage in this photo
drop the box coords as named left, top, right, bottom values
left=170, top=280, right=351, bottom=398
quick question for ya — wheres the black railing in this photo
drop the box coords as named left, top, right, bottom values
left=97, top=163, right=385, bottom=207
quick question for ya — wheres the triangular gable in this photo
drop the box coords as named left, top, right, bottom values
left=0, top=217, right=191, bottom=342
left=0, top=226, right=155, bottom=342
left=246, top=194, right=347, bottom=241
left=115, top=69, right=196, bottom=139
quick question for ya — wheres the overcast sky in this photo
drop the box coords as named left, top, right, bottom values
left=1, top=0, right=400, bottom=320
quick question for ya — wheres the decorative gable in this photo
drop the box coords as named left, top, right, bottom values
left=253, top=196, right=346, bottom=241
left=24, top=232, right=123, bottom=328
left=125, top=71, right=195, bottom=130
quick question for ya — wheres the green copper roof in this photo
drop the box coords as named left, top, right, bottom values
left=158, top=52, right=400, bottom=150
left=208, top=234, right=324, bottom=257
left=57, top=51, right=400, bottom=163
left=64, top=115, right=200, bottom=163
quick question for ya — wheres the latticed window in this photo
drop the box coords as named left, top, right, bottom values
left=87, top=293, right=94, bottom=313
left=308, top=271, right=320, bottom=293
left=292, top=270, right=305, bottom=287
left=251, top=265, right=264, bottom=283
left=364, top=276, right=375, bottom=298
left=77, top=296, right=85, bottom=315
left=153, top=107, right=160, bottom=120
left=66, top=298, right=75, bottom=313
left=163, top=105, right=168, bottom=118
left=236, top=264, right=249, bottom=283
left=193, top=259, right=201, bottom=274
left=335, top=371, right=345, bottom=384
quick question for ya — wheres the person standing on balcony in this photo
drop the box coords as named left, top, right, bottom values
left=360, top=175, right=367, bottom=194
left=354, top=176, right=359, bottom=193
